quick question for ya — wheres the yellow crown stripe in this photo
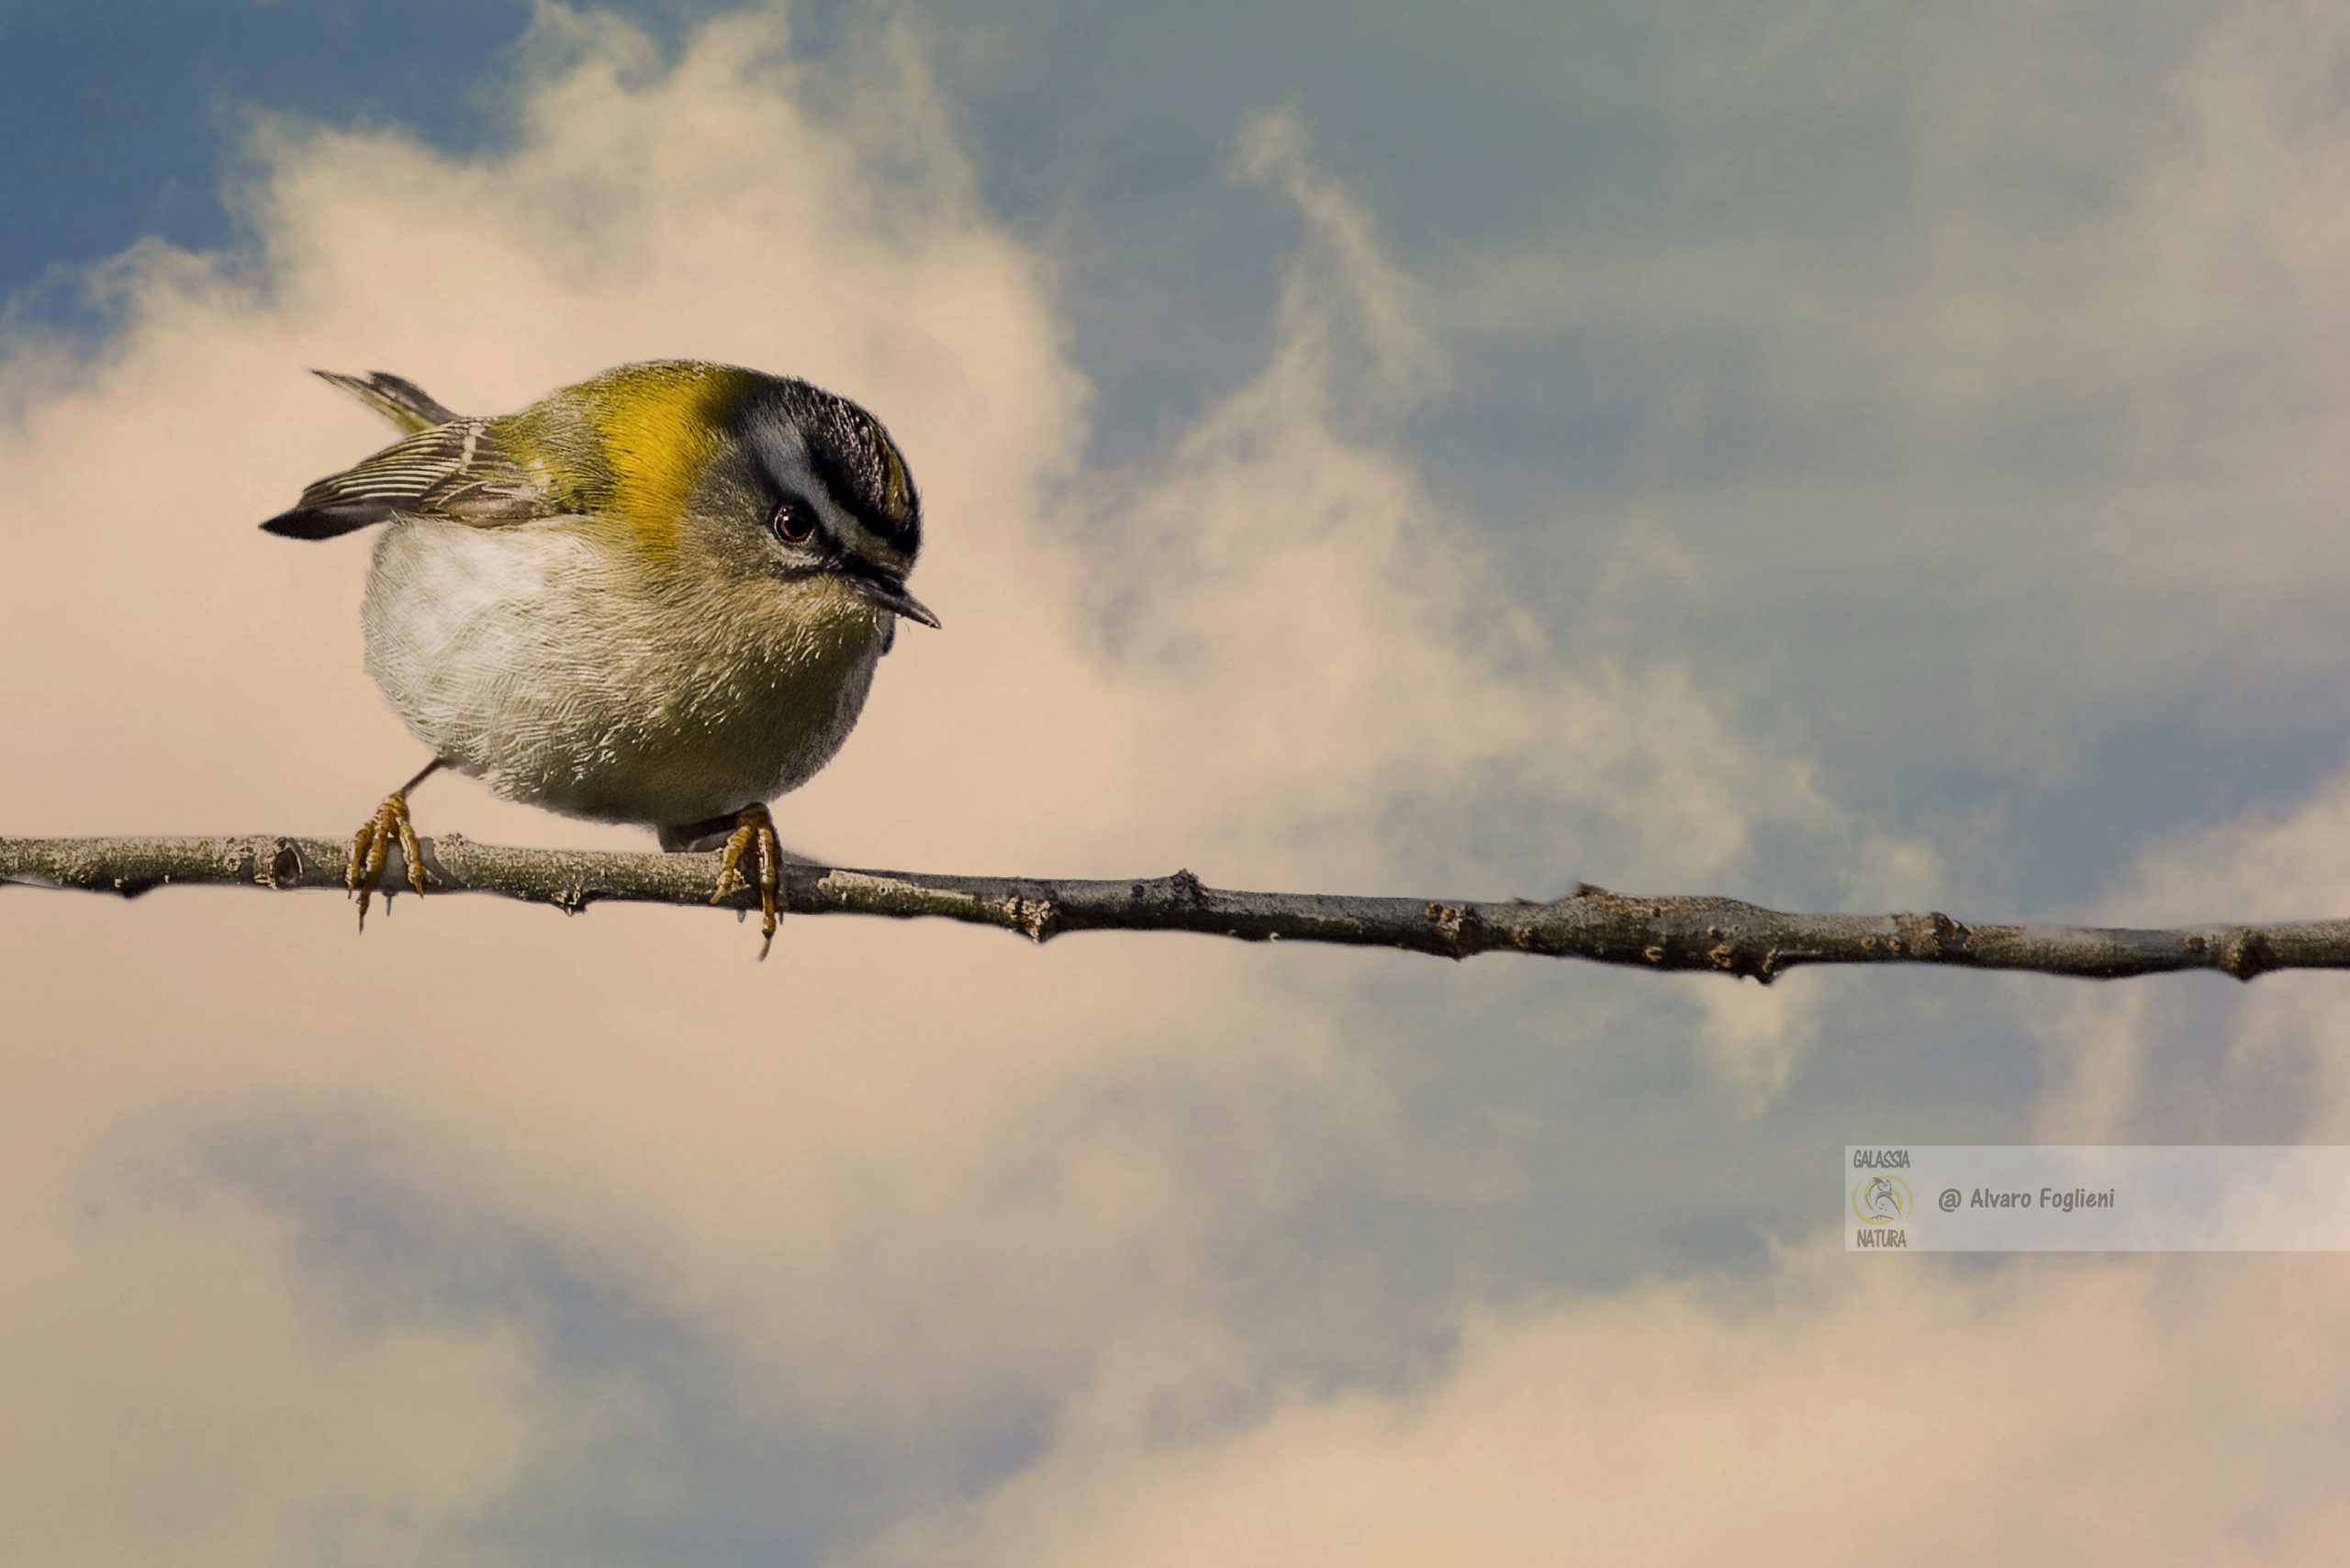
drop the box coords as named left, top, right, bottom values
left=595, top=364, right=755, bottom=559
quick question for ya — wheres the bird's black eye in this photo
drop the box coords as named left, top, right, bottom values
left=770, top=497, right=817, bottom=545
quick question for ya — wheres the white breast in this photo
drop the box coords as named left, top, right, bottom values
left=361, top=514, right=887, bottom=831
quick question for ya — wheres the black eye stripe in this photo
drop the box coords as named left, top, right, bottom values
left=742, top=380, right=921, bottom=556
left=803, top=428, right=918, bottom=542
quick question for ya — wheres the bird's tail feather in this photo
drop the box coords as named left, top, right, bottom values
left=312, top=369, right=459, bottom=434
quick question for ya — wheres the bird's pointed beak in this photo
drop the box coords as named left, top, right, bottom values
left=845, top=565, right=942, bottom=629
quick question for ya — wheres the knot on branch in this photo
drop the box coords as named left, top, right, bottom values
left=1005, top=890, right=1061, bottom=943
left=1930, top=911, right=1975, bottom=960
left=2221, top=930, right=2275, bottom=982
left=1422, top=901, right=1483, bottom=958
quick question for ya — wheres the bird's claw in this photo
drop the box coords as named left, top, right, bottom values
left=711, top=803, right=782, bottom=959
left=347, top=790, right=428, bottom=931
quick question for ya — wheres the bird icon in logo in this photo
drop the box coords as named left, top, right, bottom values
left=1853, top=1175, right=1912, bottom=1226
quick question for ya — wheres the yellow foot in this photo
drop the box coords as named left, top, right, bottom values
left=347, top=790, right=428, bottom=932
left=711, top=803, right=782, bottom=959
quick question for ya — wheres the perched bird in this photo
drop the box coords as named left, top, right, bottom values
left=263, top=360, right=938, bottom=956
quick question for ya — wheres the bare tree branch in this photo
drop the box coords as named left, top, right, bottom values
left=1, top=831, right=2339, bottom=981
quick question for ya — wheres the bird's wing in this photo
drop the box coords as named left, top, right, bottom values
left=260, top=418, right=559, bottom=539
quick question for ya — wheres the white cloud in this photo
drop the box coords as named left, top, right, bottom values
left=0, top=1181, right=558, bottom=1568
left=28, top=2, right=2350, bottom=1562
left=854, top=1243, right=2350, bottom=1568
left=0, top=5, right=1888, bottom=1560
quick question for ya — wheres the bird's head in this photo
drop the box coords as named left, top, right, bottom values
left=561, top=360, right=939, bottom=630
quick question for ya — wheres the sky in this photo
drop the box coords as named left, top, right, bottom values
left=6, top=1, right=2350, bottom=1562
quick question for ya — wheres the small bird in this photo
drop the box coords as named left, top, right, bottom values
left=263, top=360, right=938, bottom=956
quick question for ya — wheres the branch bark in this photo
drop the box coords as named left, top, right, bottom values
left=0, top=832, right=2337, bottom=981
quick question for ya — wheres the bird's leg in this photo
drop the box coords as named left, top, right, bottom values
left=710, top=802, right=783, bottom=959
left=347, top=758, right=443, bottom=931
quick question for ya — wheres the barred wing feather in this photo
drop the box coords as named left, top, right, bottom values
left=260, top=419, right=555, bottom=539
